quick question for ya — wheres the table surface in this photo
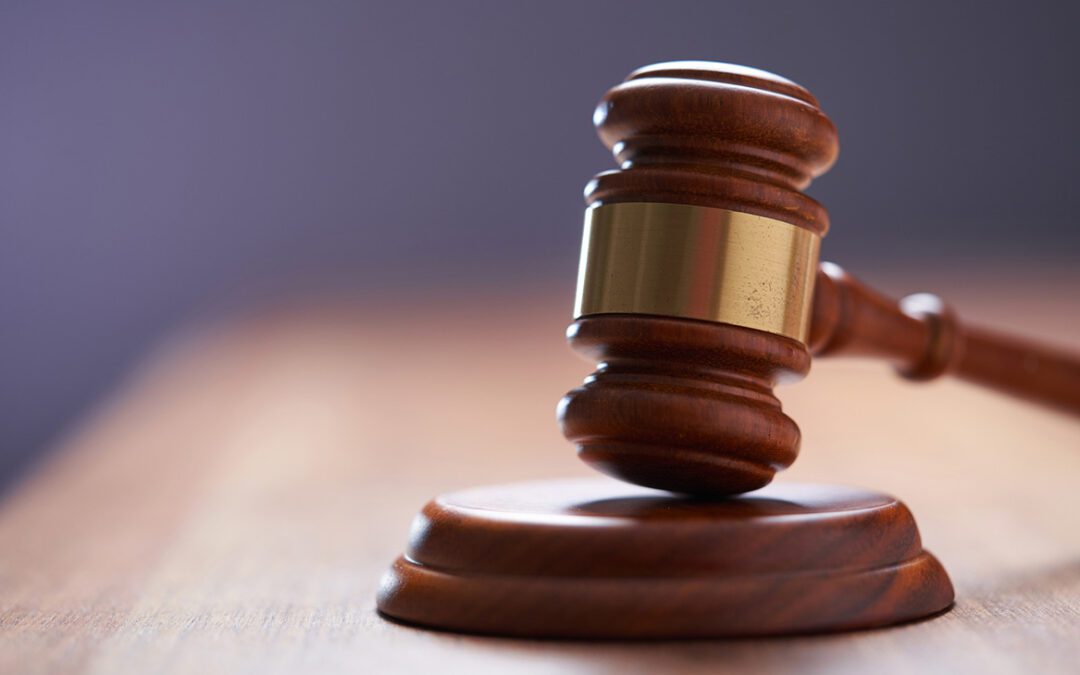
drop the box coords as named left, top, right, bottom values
left=2, top=270, right=1079, bottom=675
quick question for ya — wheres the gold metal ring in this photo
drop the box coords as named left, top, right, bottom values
left=574, top=202, right=820, bottom=344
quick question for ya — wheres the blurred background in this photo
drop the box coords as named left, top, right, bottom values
left=2, top=0, right=1078, bottom=490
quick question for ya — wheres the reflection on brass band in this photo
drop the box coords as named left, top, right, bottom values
left=574, top=202, right=820, bottom=343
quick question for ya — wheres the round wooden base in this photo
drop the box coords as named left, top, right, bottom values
left=377, top=478, right=953, bottom=639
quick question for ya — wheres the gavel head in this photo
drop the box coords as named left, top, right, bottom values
left=558, top=62, right=839, bottom=496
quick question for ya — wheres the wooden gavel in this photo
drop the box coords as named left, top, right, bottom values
left=558, top=61, right=1080, bottom=496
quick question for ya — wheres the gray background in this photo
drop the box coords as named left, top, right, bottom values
left=2, top=0, right=1078, bottom=488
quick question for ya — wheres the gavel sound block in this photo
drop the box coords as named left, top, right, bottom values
left=377, top=62, right=1080, bottom=638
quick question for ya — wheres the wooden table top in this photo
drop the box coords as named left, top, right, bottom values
left=2, top=271, right=1079, bottom=674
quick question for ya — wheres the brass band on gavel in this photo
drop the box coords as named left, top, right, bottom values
left=574, top=202, right=821, bottom=344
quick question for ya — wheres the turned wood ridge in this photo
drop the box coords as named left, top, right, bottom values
left=559, top=61, right=1080, bottom=496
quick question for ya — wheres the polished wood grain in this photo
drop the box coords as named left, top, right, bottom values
left=560, top=315, right=809, bottom=495
left=566, top=62, right=1080, bottom=496
left=0, top=271, right=1077, bottom=673
left=587, top=61, right=837, bottom=231
left=812, top=263, right=1080, bottom=414
left=378, top=479, right=953, bottom=638
left=566, top=62, right=835, bottom=496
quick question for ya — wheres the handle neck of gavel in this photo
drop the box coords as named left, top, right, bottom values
left=809, top=262, right=1080, bottom=415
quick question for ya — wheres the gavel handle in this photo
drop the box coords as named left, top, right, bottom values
left=808, top=262, right=1080, bottom=415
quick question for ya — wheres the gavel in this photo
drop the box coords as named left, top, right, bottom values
left=378, top=60, right=1079, bottom=639
left=558, top=61, right=1080, bottom=496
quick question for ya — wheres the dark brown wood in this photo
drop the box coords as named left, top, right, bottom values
left=375, top=60, right=1069, bottom=643
left=586, top=61, right=836, bottom=234
left=562, top=62, right=839, bottom=496
left=559, top=315, right=809, bottom=495
left=811, top=262, right=1080, bottom=414
left=561, top=61, right=1080, bottom=497
left=376, top=478, right=954, bottom=638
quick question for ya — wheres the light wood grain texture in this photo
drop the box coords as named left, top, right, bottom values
left=1, top=270, right=1078, bottom=674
